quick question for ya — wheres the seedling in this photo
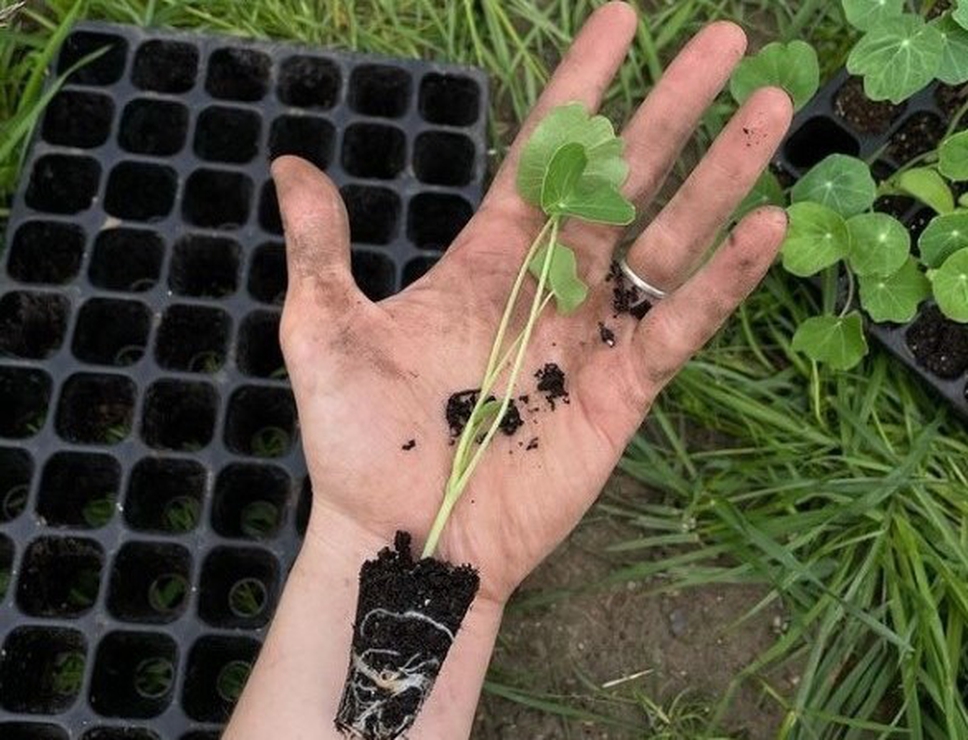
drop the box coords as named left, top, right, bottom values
left=113, top=344, right=145, bottom=366
left=67, top=567, right=100, bottom=610
left=228, top=577, right=267, bottom=618
left=81, top=494, right=115, bottom=528
left=250, top=426, right=289, bottom=458
left=134, top=656, right=174, bottom=699
left=50, top=650, right=85, bottom=696
left=2, top=484, right=28, bottom=521
left=147, top=573, right=189, bottom=614
left=216, top=659, right=251, bottom=703
left=239, top=500, right=280, bottom=539
left=188, top=350, right=224, bottom=374
left=163, top=495, right=200, bottom=533
left=102, top=423, right=129, bottom=445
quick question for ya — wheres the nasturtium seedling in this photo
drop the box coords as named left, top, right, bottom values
left=847, top=15, right=944, bottom=103
left=791, top=155, right=877, bottom=217
left=892, top=168, right=955, bottom=214
left=842, top=0, right=904, bottom=32
left=859, top=257, right=931, bottom=323
left=792, top=313, right=869, bottom=370
left=955, top=0, right=968, bottom=31
left=782, top=202, right=851, bottom=277
left=847, top=212, right=910, bottom=277
left=933, top=16, right=968, bottom=85
left=919, top=211, right=968, bottom=268
left=729, top=41, right=820, bottom=111
left=528, top=242, right=588, bottom=314
left=940, top=130, right=968, bottom=181
left=930, top=248, right=968, bottom=322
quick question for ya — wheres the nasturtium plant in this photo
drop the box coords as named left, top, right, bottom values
left=791, top=154, right=876, bottom=217
left=859, top=258, right=932, bottom=323
left=842, top=0, right=904, bottom=32
left=729, top=41, right=820, bottom=111
left=930, top=248, right=968, bottom=321
left=792, top=314, right=869, bottom=370
left=954, top=0, right=968, bottom=31
left=528, top=242, right=588, bottom=314
left=782, top=202, right=851, bottom=277
left=933, top=15, right=968, bottom=85
left=847, top=212, right=910, bottom=277
left=939, top=130, right=968, bottom=180
left=919, top=211, right=968, bottom=268
left=891, top=168, right=955, bottom=214
left=846, top=15, right=944, bottom=103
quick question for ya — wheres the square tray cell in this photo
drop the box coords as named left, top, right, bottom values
left=17, top=536, right=104, bottom=618
left=194, top=106, right=262, bottom=164
left=342, top=185, right=400, bottom=245
left=0, top=291, right=70, bottom=360
left=212, top=463, right=290, bottom=540
left=72, top=298, right=152, bottom=367
left=89, top=229, right=165, bottom=293
left=37, top=452, right=121, bottom=529
left=413, top=131, right=475, bottom=186
left=237, top=311, right=284, bottom=379
left=42, top=90, right=114, bottom=149
left=403, top=256, right=437, bottom=287
left=133, top=39, right=199, bottom=93
left=0, top=626, right=87, bottom=714
left=904, top=305, right=968, bottom=379
left=141, top=379, right=218, bottom=452
left=58, top=31, right=128, bottom=86
left=170, top=235, right=241, bottom=298
left=183, top=169, right=253, bottom=229
left=0, top=724, right=69, bottom=740
left=0, top=366, right=52, bottom=440
left=248, top=242, right=288, bottom=304
left=352, top=251, right=396, bottom=300
left=155, top=305, right=231, bottom=374
left=182, top=636, right=259, bottom=722
left=25, top=154, right=101, bottom=215
left=1, top=534, right=14, bottom=599
left=341, top=123, right=406, bottom=179
left=55, top=373, right=136, bottom=446
left=781, top=117, right=860, bottom=171
left=295, top=477, right=312, bottom=537
left=206, top=48, right=271, bottom=102
left=198, top=546, right=279, bottom=628
left=119, top=99, right=189, bottom=156
left=419, top=73, right=481, bottom=127
left=277, top=56, right=341, bottom=109
left=407, top=192, right=473, bottom=250
left=349, top=64, right=411, bottom=118
left=257, top=182, right=283, bottom=235
left=108, top=542, right=192, bottom=624
left=105, top=162, right=177, bottom=222
left=82, top=730, right=161, bottom=740
left=269, top=115, right=335, bottom=170
left=8, top=222, right=86, bottom=285
left=224, top=386, right=296, bottom=458
left=0, top=447, right=33, bottom=524
left=90, top=632, right=178, bottom=719
left=124, top=458, right=206, bottom=535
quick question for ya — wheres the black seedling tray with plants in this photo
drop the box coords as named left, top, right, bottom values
left=0, top=21, right=487, bottom=740
left=777, top=70, right=968, bottom=417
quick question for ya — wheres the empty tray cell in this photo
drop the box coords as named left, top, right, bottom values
left=269, top=115, right=335, bottom=170
left=89, top=228, right=164, bottom=292
left=124, top=458, right=205, bottom=534
left=8, top=221, right=85, bottom=285
left=81, top=730, right=161, bottom=740
left=0, top=534, right=13, bottom=598
left=224, top=386, right=297, bottom=458
left=342, top=184, right=400, bottom=245
left=0, top=626, right=87, bottom=713
left=108, top=542, right=192, bottom=624
left=248, top=242, right=288, bottom=304
left=119, top=99, right=189, bottom=156
left=155, top=305, right=231, bottom=374
left=183, top=169, right=253, bottom=229
left=782, top=117, right=860, bottom=171
left=414, top=131, right=475, bottom=186
left=0, top=448, right=32, bottom=523
left=42, top=90, right=114, bottom=148
left=55, top=373, right=136, bottom=446
left=170, top=235, right=241, bottom=298
left=403, top=256, right=438, bottom=286
left=141, top=379, right=218, bottom=452
left=181, top=733, right=219, bottom=740
left=419, top=73, right=480, bottom=127
left=199, top=546, right=279, bottom=627
left=37, top=452, right=120, bottom=529
left=213, top=463, right=289, bottom=540
left=58, top=31, right=128, bottom=86
left=341, top=123, right=406, bottom=179
left=833, top=77, right=906, bottom=136
left=905, top=305, right=968, bottom=379
left=133, top=40, right=199, bottom=93
left=352, top=250, right=396, bottom=300
left=278, top=55, right=340, bottom=109
left=349, top=64, right=411, bottom=118
left=887, top=112, right=947, bottom=165
left=258, top=181, right=284, bottom=235
left=0, top=724, right=69, bottom=740
left=295, top=476, right=312, bottom=536
left=0, top=367, right=52, bottom=439
left=72, top=298, right=152, bottom=367
left=25, top=154, right=100, bottom=214
left=237, top=311, right=285, bottom=379
left=206, top=47, right=271, bottom=102
left=408, top=192, right=473, bottom=250
left=90, top=632, right=178, bottom=719
left=105, top=162, right=177, bottom=222
left=17, top=536, right=104, bottom=617
left=183, top=635, right=259, bottom=722
left=0, top=291, right=69, bottom=359
left=194, top=106, right=262, bottom=163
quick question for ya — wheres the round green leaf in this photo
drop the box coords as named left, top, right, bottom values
left=782, top=202, right=851, bottom=277
left=842, top=0, right=904, bottom=32
left=933, top=16, right=968, bottom=85
left=930, top=248, right=968, bottom=322
left=859, top=258, right=931, bottom=323
left=730, top=41, right=820, bottom=111
left=792, top=313, right=869, bottom=369
left=791, top=154, right=877, bottom=217
left=939, top=131, right=968, bottom=181
left=846, top=15, right=945, bottom=104
left=541, top=142, right=588, bottom=214
left=955, top=1, right=968, bottom=31
left=847, top=212, right=910, bottom=277
left=918, top=211, right=968, bottom=268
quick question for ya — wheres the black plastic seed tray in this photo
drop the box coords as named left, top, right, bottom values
left=0, top=21, right=487, bottom=740
left=777, top=70, right=968, bottom=417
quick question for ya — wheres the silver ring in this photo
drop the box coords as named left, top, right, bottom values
left=619, top=258, right=667, bottom=303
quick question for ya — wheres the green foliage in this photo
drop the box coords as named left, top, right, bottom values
left=955, top=0, right=968, bottom=30
left=929, top=248, right=968, bottom=321
left=81, top=495, right=115, bottom=528
left=859, top=257, right=932, bottom=322
left=846, top=212, right=909, bottom=277
left=148, top=573, right=189, bottom=614
left=729, top=41, right=820, bottom=111
left=163, top=496, right=200, bottom=533
left=940, top=130, right=968, bottom=180
left=240, top=500, right=281, bottom=539
left=528, top=242, right=588, bottom=314
left=217, top=660, right=252, bottom=704
left=919, top=210, right=968, bottom=267
left=792, top=313, right=869, bottom=370
left=50, top=651, right=85, bottom=696
left=933, top=15, right=968, bottom=84
left=842, top=0, right=904, bottom=31
left=251, top=427, right=290, bottom=458
left=134, top=657, right=174, bottom=699
left=229, top=577, right=268, bottom=617
left=892, top=167, right=955, bottom=213
left=781, top=203, right=850, bottom=277
left=846, top=15, right=944, bottom=103
left=790, top=154, right=876, bottom=217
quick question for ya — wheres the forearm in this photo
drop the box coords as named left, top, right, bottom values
left=224, top=511, right=504, bottom=740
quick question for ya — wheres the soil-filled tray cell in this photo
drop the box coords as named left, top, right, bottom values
left=257, top=182, right=283, bottom=235
left=403, top=256, right=438, bottom=287
left=58, top=31, right=128, bottom=86
left=248, top=242, right=287, bottom=304
left=199, top=546, right=279, bottom=628
left=833, top=76, right=906, bottom=136
left=42, top=90, right=114, bottom=149
left=55, top=373, right=136, bottom=446
left=104, top=162, right=177, bottom=222
left=81, top=729, right=160, bottom=740
left=408, top=192, right=473, bottom=251
left=0, top=447, right=32, bottom=524
left=419, top=73, right=481, bottom=127
left=37, top=452, right=120, bottom=529
left=349, top=64, right=411, bottom=118
left=25, top=154, right=101, bottom=215
left=182, top=635, right=259, bottom=722
left=277, top=55, right=341, bottom=110
left=90, top=632, right=178, bottom=719
left=224, top=386, right=296, bottom=458
left=206, top=48, right=271, bottom=102
left=351, top=251, right=396, bottom=301
left=0, top=366, right=52, bottom=440
left=124, top=458, right=206, bottom=535
left=905, top=305, right=968, bottom=379
left=17, top=536, right=104, bottom=618
left=0, top=534, right=13, bottom=598
left=886, top=112, right=947, bottom=164
left=782, top=117, right=861, bottom=171
left=237, top=311, right=284, bottom=379
left=212, top=463, right=289, bottom=540
left=132, top=40, right=198, bottom=94
left=0, top=626, right=87, bottom=714
left=268, top=115, right=335, bottom=170
left=342, top=185, right=400, bottom=246
left=0, top=724, right=69, bottom=740
left=413, top=131, right=476, bottom=186
left=108, top=542, right=192, bottom=624
left=183, top=169, right=253, bottom=230
left=341, top=123, right=406, bottom=179
left=8, top=221, right=85, bottom=285
left=118, top=99, right=189, bottom=157
left=141, top=379, right=218, bottom=452
left=0, top=291, right=70, bottom=360
left=936, top=83, right=968, bottom=119
left=194, top=107, right=262, bottom=164
left=170, top=235, right=241, bottom=298
left=89, top=228, right=164, bottom=293
left=155, top=305, right=231, bottom=374
left=72, top=298, right=152, bottom=367
left=295, top=477, right=311, bottom=537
